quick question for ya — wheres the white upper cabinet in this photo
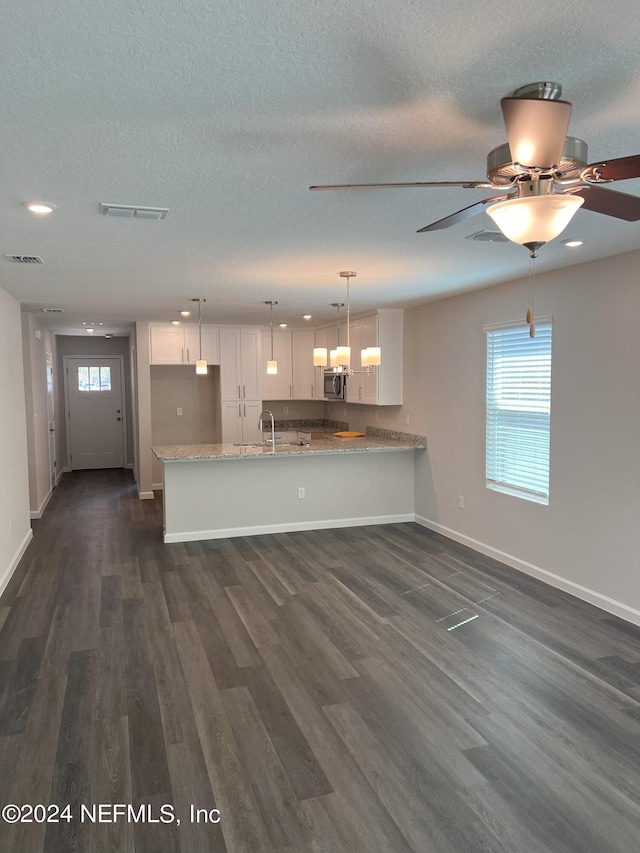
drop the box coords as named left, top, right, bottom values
left=149, top=324, right=219, bottom=365
left=261, top=330, right=293, bottom=400
left=314, top=309, right=403, bottom=406
left=219, top=327, right=262, bottom=401
left=291, top=329, right=316, bottom=400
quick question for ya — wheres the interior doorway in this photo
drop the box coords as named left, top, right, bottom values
left=63, top=355, right=126, bottom=469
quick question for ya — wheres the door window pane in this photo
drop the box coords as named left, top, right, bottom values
left=89, top=367, right=100, bottom=390
left=100, top=367, right=111, bottom=390
left=78, top=366, right=89, bottom=391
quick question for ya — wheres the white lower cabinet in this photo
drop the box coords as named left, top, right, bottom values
left=221, top=400, right=262, bottom=444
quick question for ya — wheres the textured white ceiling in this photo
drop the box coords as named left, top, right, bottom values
left=1, top=0, right=638, bottom=334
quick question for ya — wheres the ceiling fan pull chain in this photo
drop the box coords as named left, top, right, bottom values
left=527, top=251, right=536, bottom=337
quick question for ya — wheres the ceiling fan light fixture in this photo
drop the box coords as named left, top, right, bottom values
left=486, top=194, right=584, bottom=245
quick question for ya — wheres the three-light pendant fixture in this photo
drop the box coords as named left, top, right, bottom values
left=312, top=272, right=381, bottom=373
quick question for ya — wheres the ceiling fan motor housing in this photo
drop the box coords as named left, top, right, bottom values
left=486, top=137, right=589, bottom=185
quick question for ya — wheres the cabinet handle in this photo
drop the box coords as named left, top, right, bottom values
left=187, top=347, right=190, bottom=363
left=238, top=403, right=241, bottom=416
left=311, top=384, right=314, bottom=398
left=182, top=347, right=185, bottom=363
left=244, top=403, right=246, bottom=417
left=290, top=384, right=292, bottom=398
left=243, top=384, right=246, bottom=398
left=238, top=384, right=241, bottom=399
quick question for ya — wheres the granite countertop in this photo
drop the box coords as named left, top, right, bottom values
left=153, top=428, right=426, bottom=462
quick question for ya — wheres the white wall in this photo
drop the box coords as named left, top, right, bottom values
left=22, top=314, right=55, bottom=516
left=0, top=288, right=32, bottom=595
left=345, top=249, right=640, bottom=622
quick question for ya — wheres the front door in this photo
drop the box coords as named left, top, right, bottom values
left=65, top=356, right=125, bottom=469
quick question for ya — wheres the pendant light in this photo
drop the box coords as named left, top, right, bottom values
left=264, top=300, right=278, bottom=374
left=192, top=298, right=207, bottom=374
left=313, top=271, right=382, bottom=374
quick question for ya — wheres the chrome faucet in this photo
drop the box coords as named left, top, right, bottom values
left=258, top=409, right=275, bottom=451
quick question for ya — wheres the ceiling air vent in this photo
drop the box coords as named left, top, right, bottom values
left=100, top=203, right=169, bottom=220
left=466, top=230, right=510, bottom=243
left=5, top=254, right=44, bottom=264
left=42, top=307, right=63, bottom=313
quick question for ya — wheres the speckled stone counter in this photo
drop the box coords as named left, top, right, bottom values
left=153, top=429, right=426, bottom=543
left=153, top=429, right=426, bottom=463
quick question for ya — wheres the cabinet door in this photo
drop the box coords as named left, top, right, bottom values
left=261, top=330, right=292, bottom=400
left=219, top=328, right=241, bottom=400
left=240, top=328, right=262, bottom=401
left=149, top=326, right=185, bottom=364
left=185, top=326, right=220, bottom=365
left=314, top=327, right=329, bottom=399
left=221, top=400, right=242, bottom=444
left=241, top=400, right=262, bottom=443
left=359, top=316, right=378, bottom=405
left=292, top=330, right=316, bottom=399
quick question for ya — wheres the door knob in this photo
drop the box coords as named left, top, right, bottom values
left=116, top=417, right=122, bottom=421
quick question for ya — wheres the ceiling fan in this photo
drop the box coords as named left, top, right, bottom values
left=310, top=82, right=640, bottom=252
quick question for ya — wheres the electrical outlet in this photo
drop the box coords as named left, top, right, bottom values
left=177, top=408, right=183, bottom=416
left=298, top=487, right=305, bottom=499
left=458, top=495, right=464, bottom=509
left=284, top=406, right=289, bottom=414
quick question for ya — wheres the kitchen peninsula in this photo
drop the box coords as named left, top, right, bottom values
left=153, top=429, right=426, bottom=542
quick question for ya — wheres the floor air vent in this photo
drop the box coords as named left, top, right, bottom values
left=5, top=254, right=44, bottom=264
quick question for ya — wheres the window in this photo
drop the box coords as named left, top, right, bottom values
left=77, top=365, right=111, bottom=391
left=485, top=318, right=552, bottom=504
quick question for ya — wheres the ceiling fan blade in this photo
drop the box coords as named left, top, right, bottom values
left=583, top=154, right=640, bottom=183
left=501, top=97, right=572, bottom=169
left=309, top=180, right=491, bottom=190
left=417, top=195, right=513, bottom=232
left=572, top=186, right=640, bottom=221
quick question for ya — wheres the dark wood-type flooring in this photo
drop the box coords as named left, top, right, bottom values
left=1, top=469, right=640, bottom=851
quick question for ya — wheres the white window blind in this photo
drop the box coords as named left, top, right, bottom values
left=485, top=319, right=552, bottom=504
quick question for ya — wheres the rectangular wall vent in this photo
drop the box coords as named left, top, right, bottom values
left=42, top=307, right=64, bottom=313
left=100, top=203, right=169, bottom=220
left=5, top=254, right=44, bottom=264
left=466, top=230, right=510, bottom=243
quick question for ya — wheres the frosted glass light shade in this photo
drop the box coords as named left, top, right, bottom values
left=366, top=346, right=381, bottom=366
left=361, top=348, right=370, bottom=367
left=266, top=360, right=278, bottom=375
left=336, top=345, right=351, bottom=368
left=486, top=194, right=584, bottom=245
left=196, top=360, right=208, bottom=375
left=313, top=347, right=328, bottom=367
left=329, top=349, right=338, bottom=368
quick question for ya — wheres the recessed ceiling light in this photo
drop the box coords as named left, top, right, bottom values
left=180, top=310, right=191, bottom=317
left=86, top=328, right=95, bottom=334
left=303, top=314, right=312, bottom=320
left=563, top=238, right=583, bottom=247
left=279, top=323, right=287, bottom=328
left=172, top=320, right=181, bottom=325
left=24, top=201, right=56, bottom=215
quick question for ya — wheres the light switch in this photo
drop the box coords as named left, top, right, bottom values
left=177, top=408, right=183, bottom=416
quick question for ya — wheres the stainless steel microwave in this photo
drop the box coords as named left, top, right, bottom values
left=323, top=370, right=346, bottom=400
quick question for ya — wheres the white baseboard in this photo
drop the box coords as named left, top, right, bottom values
left=138, top=490, right=155, bottom=500
left=164, top=512, right=415, bottom=544
left=0, top=529, right=33, bottom=599
left=152, top=482, right=163, bottom=491
left=30, top=487, right=53, bottom=519
left=415, top=515, right=640, bottom=628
